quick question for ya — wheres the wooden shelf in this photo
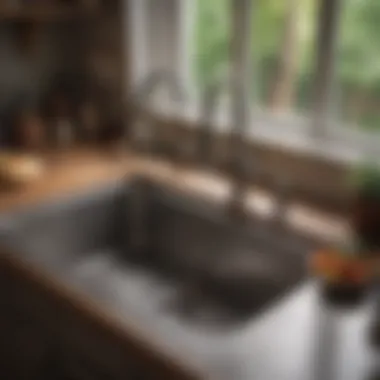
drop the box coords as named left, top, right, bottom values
left=0, top=5, right=98, bottom=22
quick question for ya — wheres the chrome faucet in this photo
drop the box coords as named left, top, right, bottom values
left=200, top=79, right=292, bottom=236
left=226, top=79, right=251, bottom=220
left=196, top=81, right=223, bottom=166
left=126, top=70, right=187, bottom=159
left=126, top=70, right=187, bottom=255
left=195, top=76, right=252, bottom=220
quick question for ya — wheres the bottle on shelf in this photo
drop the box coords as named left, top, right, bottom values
left=17, top=108, right=46, bottom=153
left=78, top=100, right=100, bottom=146
left=49, top=94, right=75, bottom=150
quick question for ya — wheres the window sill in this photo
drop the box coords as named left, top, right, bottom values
left=148, top=99, right=380, bottom=168
left=136, top=100, right=380, bottom=214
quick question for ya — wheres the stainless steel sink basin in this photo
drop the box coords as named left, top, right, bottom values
left=0, top=177, right=310, bottom=328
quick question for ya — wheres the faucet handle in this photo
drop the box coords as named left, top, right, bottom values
left=271, top=174, right=292, bottom=231
left=126, top=100, right=155, bottom=154
left=225, top=125, right=252, bottom=221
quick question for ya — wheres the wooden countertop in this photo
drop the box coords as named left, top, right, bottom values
left=0, top=150, right=131, bottom=212
left=0, top=148, right=346, bottom=242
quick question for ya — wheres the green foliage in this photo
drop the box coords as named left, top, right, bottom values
left=338, top=0, right=380, bottom=89
left=350, top=163, right=380, bottom=199
left=193, top=0, right=230, bottom=89
left=336, top=0, right=380, bottom=129
left=194, top=0, right=380, bottom=129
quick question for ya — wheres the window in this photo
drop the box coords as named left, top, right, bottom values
left=192, top=0, right=318, bottom=117
left=193, top=0, right=317, bottom=117
left=126, top=0, right=188, bottom=88
left=252, top=0, right=317, bottom=116
left=127, top=0, right=380, bottom=161
left=336, top=0, right=380, bottom=132
left=193, top=0, right=231, bottom=91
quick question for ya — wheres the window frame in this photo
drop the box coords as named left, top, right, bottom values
left=126, top=0, right=380, bottom=165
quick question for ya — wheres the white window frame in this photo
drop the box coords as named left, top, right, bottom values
left=125, top=0, right=380, bottom=165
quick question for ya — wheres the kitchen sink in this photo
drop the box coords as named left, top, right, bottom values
left=0, top=176, right=310, bottom=328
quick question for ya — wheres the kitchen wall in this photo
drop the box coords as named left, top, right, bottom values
left=0, top=1, right=124, bottom=145
left=83, top=2, right=124, bottom=118
left=0, top=23, right=68, bottom=115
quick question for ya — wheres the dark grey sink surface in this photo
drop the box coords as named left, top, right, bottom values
left=0, top=177, right=375, bottom=380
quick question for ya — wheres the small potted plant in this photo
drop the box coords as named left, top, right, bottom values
left=310, top=241, right=374, bottom=307
left=351, top=163, right=380, bottom=251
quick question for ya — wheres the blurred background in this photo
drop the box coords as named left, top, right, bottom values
left=195, top=0, right=380, bottom=131
left=1, top=1, right=380, bottom=380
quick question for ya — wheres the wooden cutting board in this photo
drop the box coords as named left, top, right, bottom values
left=0, top=152, right=45, bottom=188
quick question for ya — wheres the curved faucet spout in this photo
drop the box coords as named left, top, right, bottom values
left=126, top=70, right=187, bottom=156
